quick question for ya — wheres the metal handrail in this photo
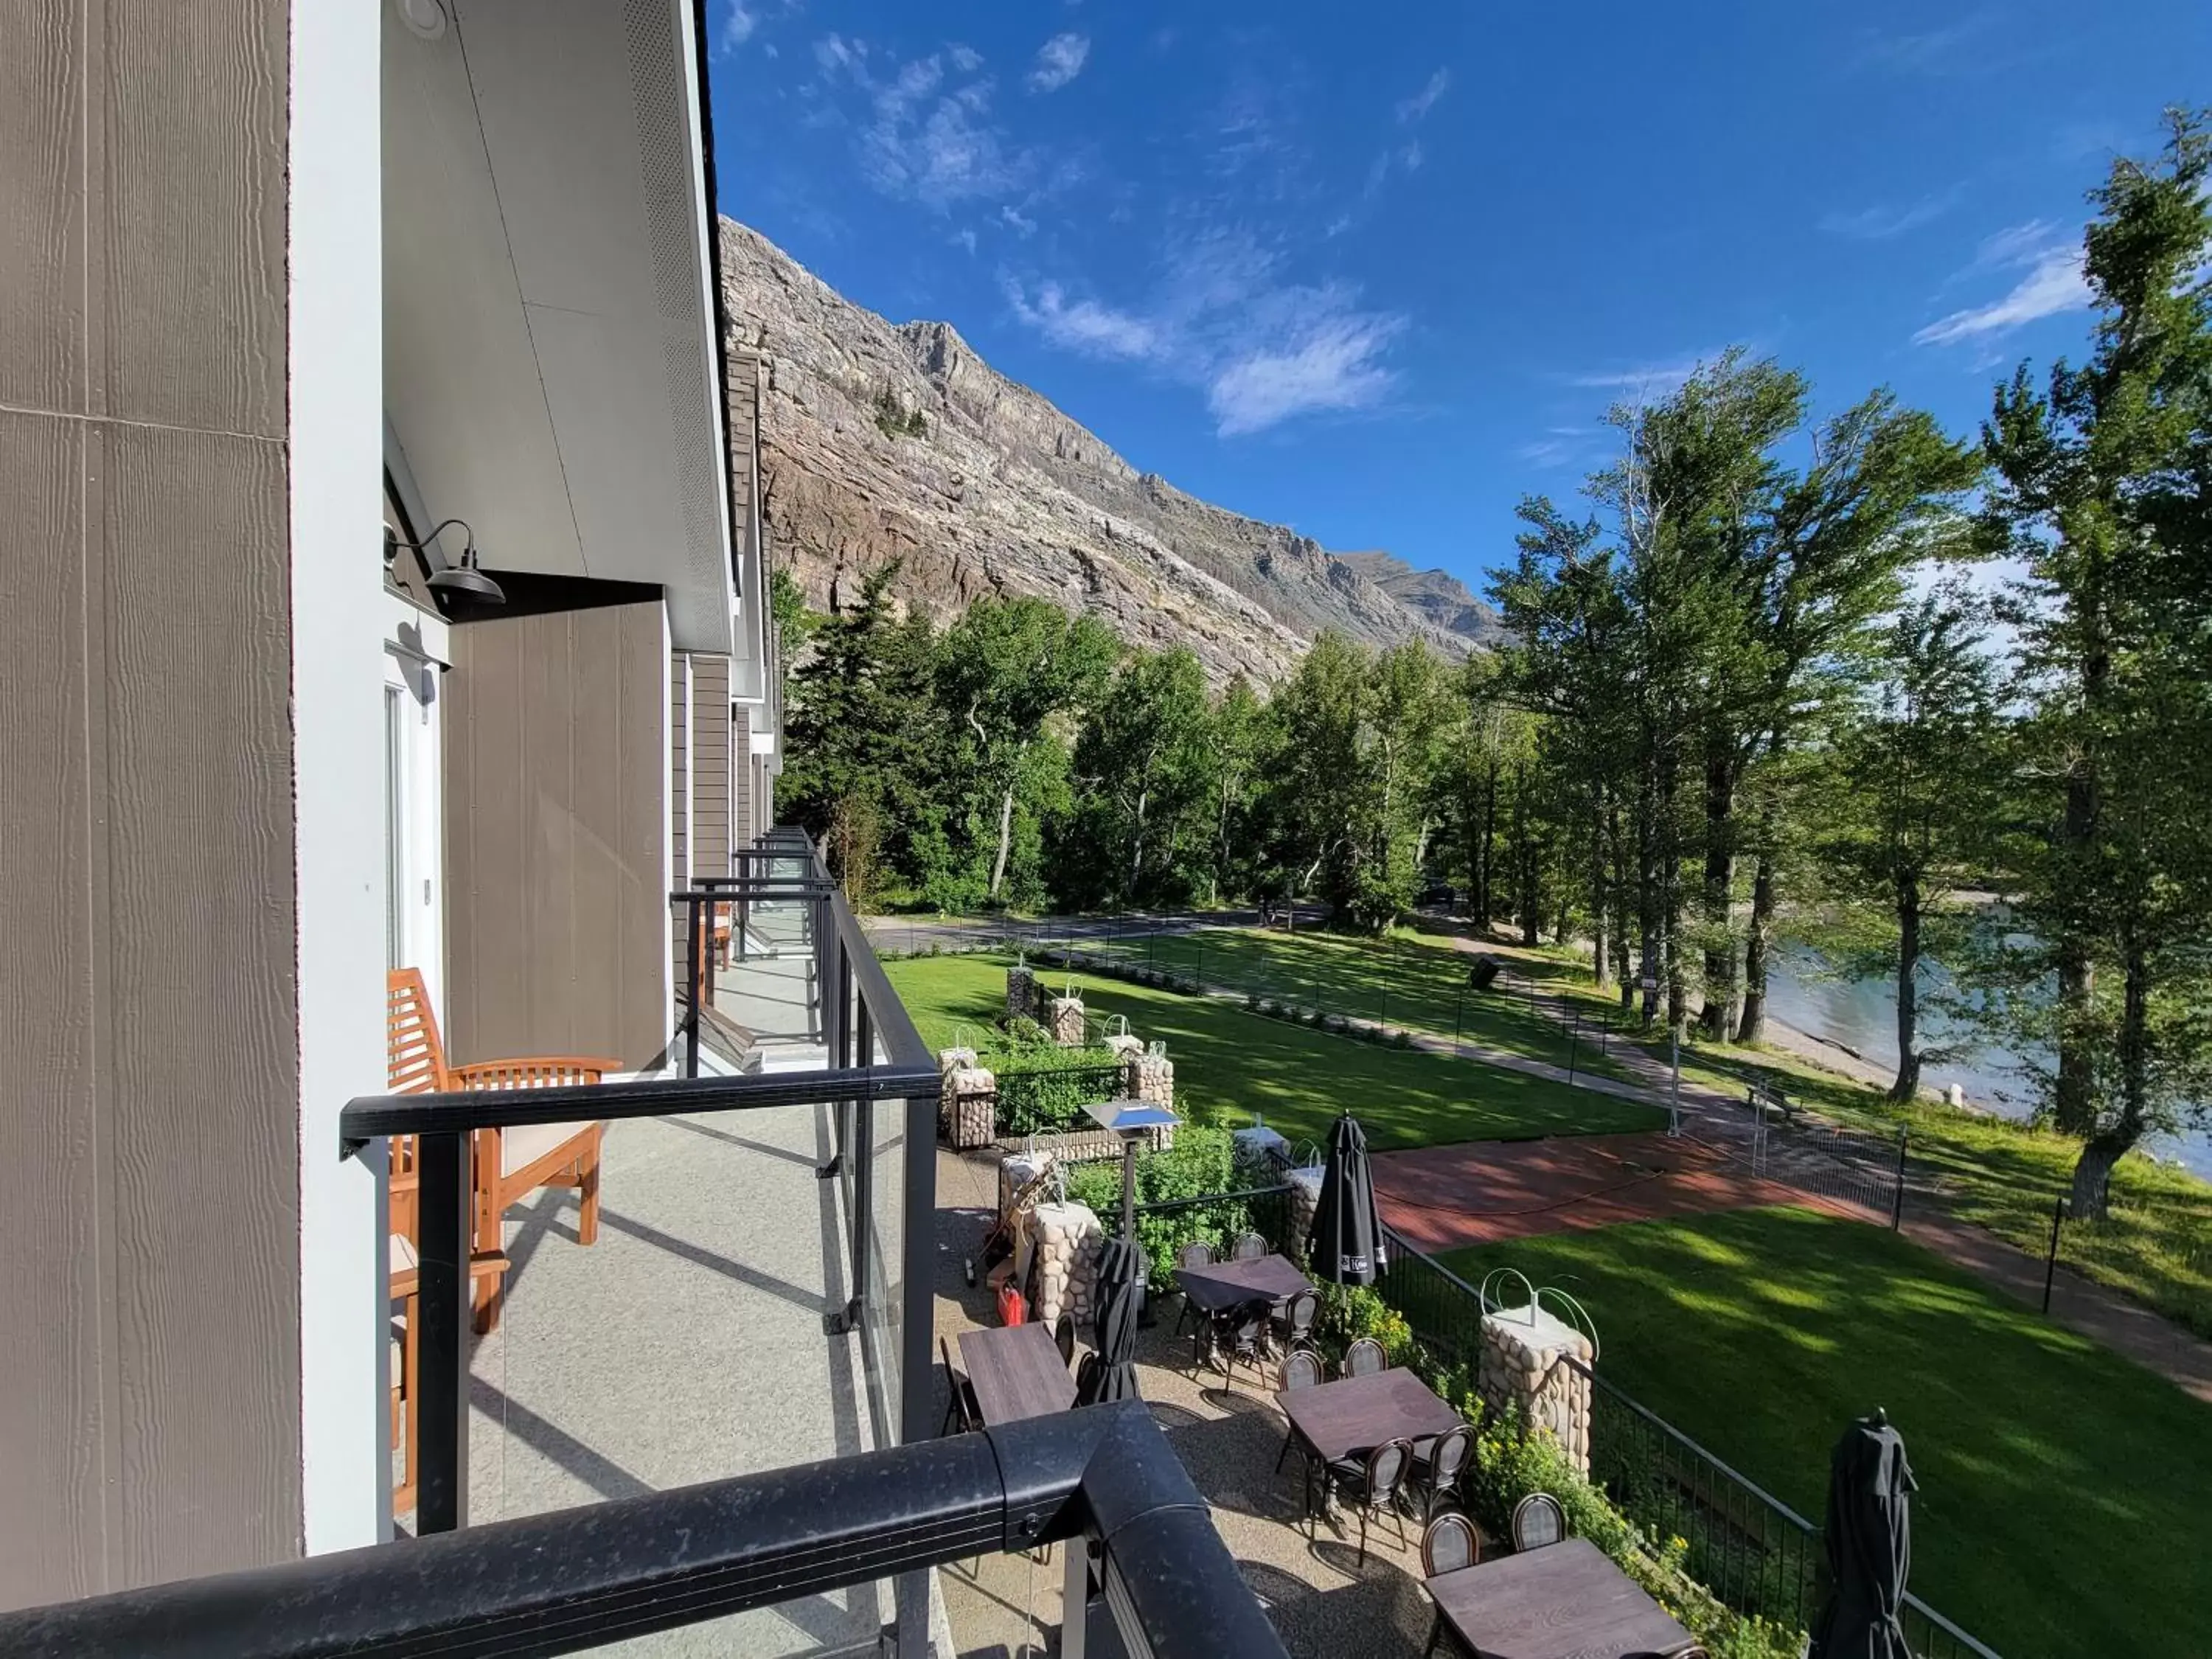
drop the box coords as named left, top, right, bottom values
left=337, top=1065, right=933, bottom=1155
left=0, top=1402, right=1288, bottom=1659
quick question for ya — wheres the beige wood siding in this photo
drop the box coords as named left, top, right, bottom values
left=445, top=605, right=669, bottom=1068
left=0, top=0, right=302, bottom=1608
left=689, top=655, right=731, bottom=876
left=731, top=706, right=754, bottom=844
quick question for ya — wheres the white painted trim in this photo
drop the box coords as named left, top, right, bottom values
left=291, top=0, right=388, bottom=1556
left=660, top=607, right=678, bottom=1050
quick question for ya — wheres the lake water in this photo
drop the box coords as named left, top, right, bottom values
left=1763, top=946, right=2212, bottom=1179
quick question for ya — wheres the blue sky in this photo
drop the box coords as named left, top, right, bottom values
left=705, top=1, right=2209, bottom=595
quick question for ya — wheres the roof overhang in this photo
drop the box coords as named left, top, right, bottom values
left=381, top=0, right=734, bottom=654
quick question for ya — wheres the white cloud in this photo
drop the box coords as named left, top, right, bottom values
left=1913, top=220, right=2090, bottom=347
left=1000, top=204, right=1037, bottom=237
left=1004, top=234, right=1405, bottom=437
left=954, top=228, right=978, bottom=254
left=1913, top=247, right=2089, bottom=344
left=723, top=4, right=757, bottom=49
left=1028, top=32, right=1090, bottom=94
left=1568, top=356, right=1708, bottom=392
left=948, top=43, right=983, bottom=72
left=1003, top=279, right=1161, bottom=360
left=1397, top=69, right=1450, bottom=125
left=1819, top=193, right=1953, bottom=240
left=838, top=47, right=1031, bottom=208
left=1209, top=310, right=1402, bottom=435
left=1853, top=17, right=1991, bottom=75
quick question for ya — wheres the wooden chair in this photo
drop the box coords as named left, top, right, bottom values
left=387, top=968, right=616, bottom=1335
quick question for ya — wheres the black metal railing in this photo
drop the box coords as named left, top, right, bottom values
left=1113, top=1184, right=1299, bottom=1290
left=0, top=1400, right=1289, bottom=1659
left=1369, top=1222, right=2002, bottom=1659
left=1744, top=1100, right=1910, bottom=1225
left=995, top=1059, right=1128, bottom=1137
left=343, top=831, right=935, bottom=1553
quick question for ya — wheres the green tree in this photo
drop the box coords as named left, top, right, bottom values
left=779, top=563, right=941, bottom=901
left=1980, top=108, right=2212, bottom=1210
left=1814, top=584, right=2009, bottom=1101
left=1068, top=647, right=1216, bottom=907
left=935, top=597, right=1117, bottom=904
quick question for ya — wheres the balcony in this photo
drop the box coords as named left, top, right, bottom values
left=0, top=833, right=1288, bottom=1658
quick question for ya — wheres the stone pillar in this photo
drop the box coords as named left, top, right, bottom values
left=1123, top=1044, right=1174, bottom=1108
left=937, top=1046, right=997, bottom=1150
left=1006, top=963, right=1039, bottom=1024
left=1105, top=1032, right=1143, bottom=1067
left=1233, top=1123, right=1291, bottom=1180
left=998, top=1151, right=1055, bottom=1228
left=1047, top=992, right=1086, bottom=1047
left=1019, top=1200, right=1104, bottom=1330
left=1478, top=1305, right=1593, bottom=1475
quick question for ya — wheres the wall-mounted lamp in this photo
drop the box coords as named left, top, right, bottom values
left=386, top=518, right=505, bottom=605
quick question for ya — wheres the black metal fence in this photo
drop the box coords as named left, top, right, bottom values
left=1113, top=1184, right=1300, bottom=1290
left=1371, top=1223, right=2002, bottom=1659
left=995, top=1060, right=1127, bottom=1137
left=1745, top=1099, right=1911, bottom=1225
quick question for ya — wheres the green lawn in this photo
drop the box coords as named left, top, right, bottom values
left=1440, top=1206, right=2212, bottom=1659
left=1071, top=924, right=1640, bottom=1082
left=883, top=952, right=1663, bottom=1151
left=1506, top=942, right=2212, bottom=1340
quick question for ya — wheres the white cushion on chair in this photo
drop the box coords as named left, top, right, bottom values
left=501, top=1121, right=593, bottom=1178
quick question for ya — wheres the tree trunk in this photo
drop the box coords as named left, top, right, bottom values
left=1637, top=763, right=1660, bottom=1028
left=1611, top=798, right=1634, bottom=1009
left=1889, top=876, right=1921, bottom=1103
left=1477, top=757, right=1498, bottom=926
left=1698, top=740, right=1737, bottom=1040
left=1736, top=851, right=1775, bottom=1043
left=1589, top=782, right=1610, bottom=990
left=2053, top=938, right=2097, bottom=1136
left=2072, top=932, right=2150, bottom=1221
left=987, top=785, right=1015, bottom=902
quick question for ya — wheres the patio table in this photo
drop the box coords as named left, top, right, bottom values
left=959, top=1322, right=1075, bottom=1426
left=1425, top=1536, right=1696, bottom=1659
left=1276, top=1366, right=1464, bottom=1467
left=1172, top=1253, right=1312, bottom=1315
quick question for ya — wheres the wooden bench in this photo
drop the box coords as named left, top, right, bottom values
left=1747, top=1079, right=1797, bottom=1124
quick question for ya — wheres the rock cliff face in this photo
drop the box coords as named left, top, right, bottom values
left=718, top=218, right=1500, bottom=685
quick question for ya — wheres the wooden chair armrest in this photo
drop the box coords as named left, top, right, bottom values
left=448, top=1056, right=624, bottom=1088
left=390, top=1251, right=509, bottom=1302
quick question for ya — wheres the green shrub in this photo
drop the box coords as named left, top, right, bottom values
left=1313, top=1282, right=1418, bottom=1368
left=989, top=1045, right=1123, bottom=1136
left=1065, top=1125, right=1248, bottom=1289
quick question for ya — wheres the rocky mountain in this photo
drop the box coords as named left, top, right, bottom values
left=1330, top=552, right=1502, bottom=642
left=717, top=218, right=1500, bottom=685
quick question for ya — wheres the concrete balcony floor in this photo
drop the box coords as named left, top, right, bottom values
left=456, top=1097, right=885, bottom=1655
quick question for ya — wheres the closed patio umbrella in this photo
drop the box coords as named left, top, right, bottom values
left=1077, top=1237, right=1145, bottom=1405
left=1307, top=1111, right=1384, bottom=1286
left=1809, top=1409, right=1918, bottom=1659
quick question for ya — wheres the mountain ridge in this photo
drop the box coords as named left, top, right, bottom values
left=717, top=218, right=1500, bottom=683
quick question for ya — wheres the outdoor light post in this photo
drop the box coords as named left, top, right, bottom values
left=1082, top=1098, right=1183, bottom=1239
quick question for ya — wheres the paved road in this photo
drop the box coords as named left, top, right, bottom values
left=860, top=904, right=1326, bottom=956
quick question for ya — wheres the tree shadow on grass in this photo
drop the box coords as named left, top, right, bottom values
left=1439, top=1204, right=2212, bottom=1659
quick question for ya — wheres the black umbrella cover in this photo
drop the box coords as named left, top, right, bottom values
left=1077, top=1237, right=1145, bottom=1406
left=1307, top=1112, right=1385, bottom=1286
left=1809, top=1413, right=1918, bottom=1659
